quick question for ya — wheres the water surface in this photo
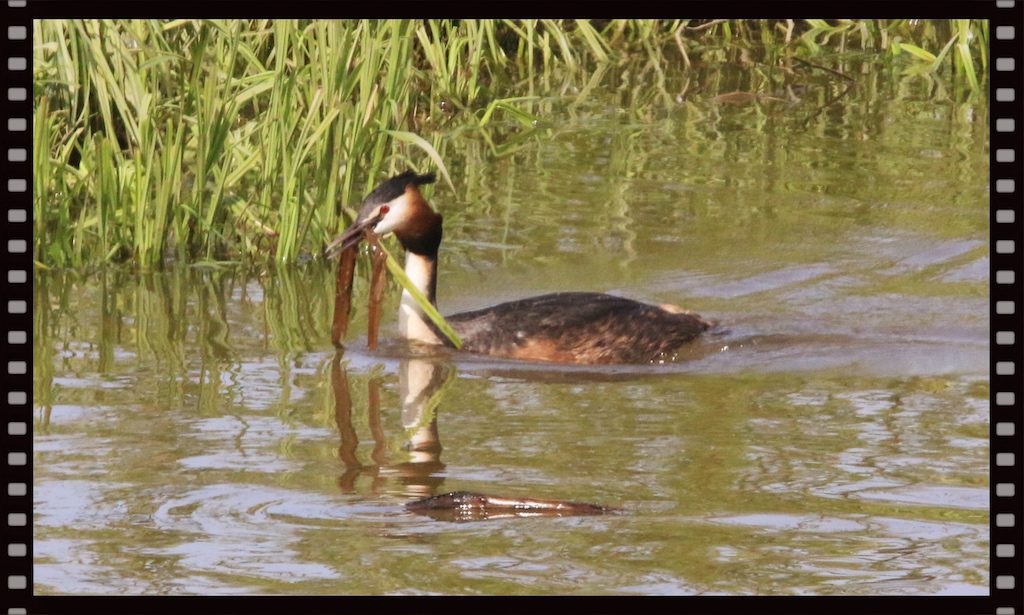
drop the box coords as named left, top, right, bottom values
left=33, top=45, right=988, bottom=595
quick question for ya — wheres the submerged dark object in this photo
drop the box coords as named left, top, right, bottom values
left=326, top=171, right=713, bottom=364
left=405, top=491, right=620, bottom=522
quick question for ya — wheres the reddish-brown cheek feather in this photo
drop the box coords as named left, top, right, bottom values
left=394, top=186, right=442, bottom=251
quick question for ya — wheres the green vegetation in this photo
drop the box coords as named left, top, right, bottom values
left=33, top=19, right=988, bottom=270
left=376, top=239, right=462, bottom=348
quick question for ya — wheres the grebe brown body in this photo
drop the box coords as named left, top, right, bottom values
left=326, top=171, right=713, bottom=364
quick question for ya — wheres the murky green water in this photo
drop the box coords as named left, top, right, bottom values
left=33, top=47, right=989, bottom=595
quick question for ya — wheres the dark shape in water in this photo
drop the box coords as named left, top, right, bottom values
left=406, top=491, right=620, bottom=522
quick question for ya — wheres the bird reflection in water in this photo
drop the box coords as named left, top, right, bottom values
left=329, top=351, right=619, bottom=521
left=330, top=351, right=448, bottom=500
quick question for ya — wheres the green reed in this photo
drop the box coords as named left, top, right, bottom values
left=33, top=19, right=988, bottom=270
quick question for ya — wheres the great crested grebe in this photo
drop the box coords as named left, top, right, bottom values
left=325, top=171, right=713, bottom=364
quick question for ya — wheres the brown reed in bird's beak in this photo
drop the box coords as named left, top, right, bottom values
left=328, top=228, right=388, bottom=350
left=330, top=243, right=358, bottom=348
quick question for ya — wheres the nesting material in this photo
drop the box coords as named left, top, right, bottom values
left=330, top=244, right=357, bottom=347
left=366, top=233, right=389, bottom=350
left=331, top=229, right=390, bottom=350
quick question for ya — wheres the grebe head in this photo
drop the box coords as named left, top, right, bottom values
left=325, top=171, right=441, bottom=257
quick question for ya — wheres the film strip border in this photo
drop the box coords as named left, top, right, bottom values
left=3, top=0, right=31, bottom=613
left=993, top=2, right=1024, bottom=614
left=0, top=4, right=1022, bottom=615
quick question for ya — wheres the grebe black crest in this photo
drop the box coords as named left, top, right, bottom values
left=326, top=171, right=713, bottom=364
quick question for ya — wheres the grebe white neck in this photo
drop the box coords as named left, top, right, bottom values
left=398, top=251, right=442, bottom=345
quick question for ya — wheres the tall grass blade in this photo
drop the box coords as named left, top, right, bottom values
left=376, top=241, right=463, bottom=349
left=380, top=130, right=455, bottom=193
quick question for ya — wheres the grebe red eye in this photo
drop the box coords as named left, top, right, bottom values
left=380, top=205, right=390, bottom=214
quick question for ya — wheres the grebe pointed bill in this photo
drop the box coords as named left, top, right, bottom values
left=327, top=171, right=714, bottom=365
